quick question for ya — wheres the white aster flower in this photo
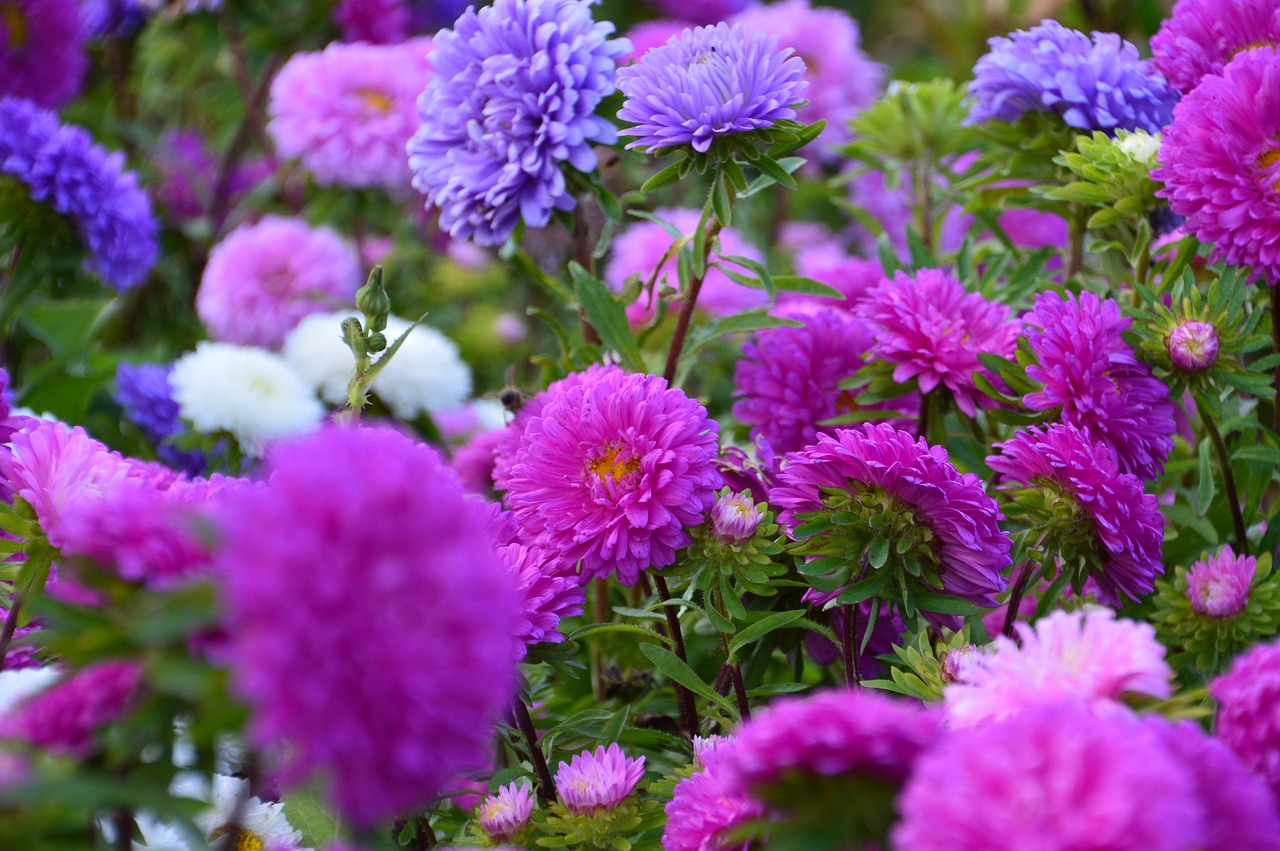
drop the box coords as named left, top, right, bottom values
left=281, top=312, right=359, bottom=406
left=162, top=773, right=307, bottom=851
left=370, top=315, right=472, bottom=420
left=0, top=667, right=59, bottom=716
left=170, top=342, right=324, bottom=457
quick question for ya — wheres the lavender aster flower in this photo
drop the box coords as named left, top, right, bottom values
left=617, top=21, right=807, bottom=154
left=1187, top=545, right=1256, bottom=618
left=1151, top=0, right=1280, bottom=94
left=406, top=0, right=629, bottom=246
left=479, top=781, right=534, bottom=842
left=115, top=362, right=207, bottom=475
left=1154, top=47, right=1280, bottom=286
left=504, top=367, right=722, bottom=586
left=1023, top=290, right=1174, bottom=480
left=1210, top=637, right=1280, bottom=797
left=1, top=0, right=87, bottom=108
left=0, top=97, right=157, bottom=290
left=969, top=20, right=1177, bottom=134
left=556, top=743, right=645, bottom=812
left=709, top=491, right=760, bottom=545
left=1169, top=320, right=1220, bottom=373
left=216, top=425, right=520, bottom=826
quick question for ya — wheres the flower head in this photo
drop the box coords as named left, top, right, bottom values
left=664, top=740, right=762, bottom=851
left=968, top=20, right=1177, bottom=134
left=1168, top=320, right=1220, bottom=373
left=1151, top=0, right=1280, bottom=94
left=1188, top=545, right=1256, bottom=618
left=115, top=362, right=207, bottom=475
left=1154, top=46, right=1280, bottom=285
left=499, top=542, right=585, bottom=656
left=0, top=661, right=142, bottom=757
left=0, top=0, right=87, bottom=108
left=944, top=608, right=1172, bottom=728
left=479, top=781, right=535, bottom=841
left=269, top=39, right=432, bottom=190
left=0, top=97, right=157, bottom=289
left=617, top=21, right=807, bottom=154
left=407, top=0, right=629, bottom=245
left=504, top=366, right=722, bottom=585
left=710, top=491, right=761, bottom=545
left=216, top=425, right=520, bottom=826
left=858, top=268, right=1020, bottom=417
left=1210, top=637, right=1280, bottom=797
left=367, top=314, right=473, bottom=420
left=556, top=743, right=645, bottom=813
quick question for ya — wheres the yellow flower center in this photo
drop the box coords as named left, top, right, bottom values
left=357, top=88, right=395, bottom=114
left=1234, top=40, right=1277, bottom=58
left=588, top=443, right=640, bottom=483
left=481, top=800, right=510, bottom=821
left=1, top=3, right=27, bottom=49
left=1258, top=147, right=1280, bottom=193
left=210, top=826, right=264, bottom=851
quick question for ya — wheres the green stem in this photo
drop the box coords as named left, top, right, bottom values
left=662, top=208, right=723, bottom=385
left=653, top=574, right=699, bottom=734
left=0, top=597, right=22, bottom=674
left=1066, top=204, right=1087, bottom=278
left=513, top=697, right=556, bottom=805
left=1271, top=286, right=1280, bottom=435
left=1204, top=414, right=1249, bottom=555
left=1002, top=559, right=1035, bottom=638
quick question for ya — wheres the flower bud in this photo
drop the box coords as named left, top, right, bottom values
left=940, top=644, right=981, bottom=684
left=365, top=331, right=387, bottom=353
left=341, top=316, right=365, bottom=360
left=1168, top=320, right=1219, bottom=373
left=1187, top=545, right=1255, bottom=618
left=355, top=265, right=391, bottom=333
left=1117, top=130, right=1160, bottom=166
left=711, top=491, right=762, bottom=545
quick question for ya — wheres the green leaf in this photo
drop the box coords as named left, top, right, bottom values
left=912, top=592, right=983, bottom=616
left=728, top=610, right=806, bottom=658
left=769, top=275, right=842, bottom=298
left=868, top=535, right=890, bottom=569
left=1233, top=445, right=1280, bottom=467
left=711, top=172, right=733, bottom=227
left=567, top=622, right=672, bottom=645
left=835, top=566, right=894, bottom=606
left=751, top=154, right=799, bottom=190
left=639, top=642, right=737, bottom=715
left=569, top=262, right=646, bottom=372
left=1197, top=437, right=1216, bottom=518
left=641, top=160, right=686, bottom=193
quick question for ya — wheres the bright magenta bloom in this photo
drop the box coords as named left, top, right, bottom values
left=1210, top=637, right=1280, bottom=798
left=556, top=743, right=645, bottom=812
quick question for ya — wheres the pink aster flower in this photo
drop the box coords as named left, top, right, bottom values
left=504, top=367, right=722, bottom=586
left=1210, top=637, right=1280, bottom=797
left=893, top=704, right=1208, bottom=851
left=556, top=743, right=645, bottom=813
left=1155, top=46, right=1280, bottom=285
left=771, top=425, right=1012, bottom=608
left=216, top=425, right=520, bottom=826
left=197, top=216, right=362, bottom=349
left=604, top=208, right=769, bottom=328
left=0, top=661, right=142, bottom=757
left=1187, top=545, right=1256, bottom=618
left=1023, top=290, right=1174, bottom=479
left=776, top=223, right=883, bottom=312
left=269, top=38, right=433, bottom=190
left=498, top=542, right=585, bottom=656
left=478, top=781, right=534, bottom=842
left=944, top=608, right=1172, bottom=729
left=858, top=268, right=1019, bottom=417
left=624, top=19, right=686, bottom=64
left=452, top=428, right=503, bottom=496
left=664, top=740, right=762, bottom=851
left=1151, top=0, right=1280, bottom=94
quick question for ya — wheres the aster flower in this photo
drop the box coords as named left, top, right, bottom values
left=987, top=423, right=1165, bottom=605
left=858, top=268, right=1020, bottom=417
left=1210, top=637, right=1280, bottom=796
left=169, top=342, right=324, bottom=457
left=1151, top=0, right=1280, bottom=94
left=1154, top=47, right=1280, bottom=286
left=0, top=661, right=142, bottom=757
left=216, top=425, right=520, bottom=826
left=1168, top=320, right=1220, bottom=372
left=617, top=21, right=807, bottom=155
left=730, top=0, right=882, bottom=152
left=146, top=773, right=304, bottom=851
left=893, top=704, right=1208, bottom=851
left=280, top=311, right=359, bottom=406
left=944, top=608, right=1171, bottom=728
left=152, top=129, right=271, bottom=224
left=80, top=0, right=148, bottom=39
left=1023, top=290, right=1174, bottom=480
left=1188, top=545, right=1256, bottom=618
left=451, top=428, right=503, bottom=495
left=771, top=424, right=1011, bottom=611
left=0, top=97, right=157, bottom=290
left=198, top=217, right=361, bottom=349
left=478, top=781, right=534, bottom=841
left=334, top=0, right=410, bottom=43
left=0, top=0, right=87, bottom=108
left=776, top=224, right=883, bottom=311
left=269, top=39, right=432, bottom=190
left=407, top=0, right=629, bottom=246
left=115, top=363, right=207, bottom=475
left=968, top=20, right=1177, bottom=134
left=556, top=743, right=645, bottom=812
left=709, top=491, right=761, bottom=545
left=498, top=542, right=585, bottom=656
left=664, top=741, right=762, bottom=851
left=365, top=314, right=473, bottom=420
left=732, top=309, right=877, bottom=456
left=644, top=0, right=743, bottom=24
left=504, top=367, right=721, bottom=585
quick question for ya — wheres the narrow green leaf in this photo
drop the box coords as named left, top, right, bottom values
left=569, top=262, right=646, bottom=372
left=641, top=160, right=686, bottom=193
left=1197, top=437, right=1216, bottom=518
left=728, top=610, right=806, bottom=658
left=639, top=642, right=736, bottom=715
left=835, top=567, right=894, bottom=606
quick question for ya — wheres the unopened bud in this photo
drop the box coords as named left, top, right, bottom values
left=355, top=265, right=391, bottom=333
left=341, top=316, right=365, bottom=359
left=365, top=331, right=387, bottom=353
left=711, top=491, right=762, bottom=545
left=1168, top=320, right=1219, bottom=373
left=940, top=644, right=980, bottom=684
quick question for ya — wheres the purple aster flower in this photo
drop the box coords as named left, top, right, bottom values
left=1154, top=47, right=1280, bottom=286
left=709, top=491, right=761, bottom=545
left=407, top=0, right=629, bottom=246
left=1187, top=545, right=1256, bottom=619
left=1151, top=0, right=1280, bottom=94
left=153, top=129, right=271, bottom=224
left=771, top=425, right=1012, bottom=608
left=451, top=428, right=503, bottom=496
left=498, top=542, right=585, bottom=656
left=968, top=20, right=1178, bottom=134
left=893, top=704, right=1208, bottom=851
left=216, top=425, right=520, bottom=826
left=617, top=21, right=807, bottom=154
left=1, top=0, right=87, bottom=108
left=334, top=0, right=410, bottom=43
left=731, top=0, right=883, bottom=153
left=1168, top=320, right=1220, bottom=373
left=478, top=781, right=534, bottom=842
left=664, top=740, right=763, bottom=851
left=732, top=309, right=879, bottom=457
left=1210, top=637, right=1280, bottom=797
left=858, top=268, right=1020, bottom=417
left=776, top=223, right=883, bottom=311
left=0, top=97, right=157, bottom=290
left=115, top=362, right=207, bottom=475
left=197, top=216, right=362, bottom=349
left=0, top=661, right=142, bottom=757
left=556, top=743, right=645, bottom=813
left=1023, top=290, right=1175, bottom=480
left=269, top=39, right=433, bottom=190
left=504, top=367, right=722, bottom=586
left=987, top=423, right=1165, bottom=605
left=80, top=0, right=148, bottom=39
left=644, top=0, right=743, bottom=25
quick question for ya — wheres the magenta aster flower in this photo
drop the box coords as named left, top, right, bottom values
left=557, top=743, right=645, bottom=813
left=644, top=0, right=743, bottom=24
left=771, top=424, right=1012, bottom=608
left=1210, top=637, right=1280, bottom=797
left=1187, top=545, right=1256, bottom=618
left=944, top=608, right=1172, bottom=728
left=498, top=542, right=585, bottom=656
left=1, top=0, right=87, bottom=109
left=269, top=39, right=432, bottom=190
left=478, top=781, right=534, bottom=842
left=664, top=740, right=762, bottom=851
left=504, top=367, right=722, bottom=586
left=197, top=216, right=362, bottom=349
left=987, top=423, right=1165, bottom=605
left=1023, top=290, right=1175, bottom=480
left=334, top=0, right=410, bottom=43
left=1151, top=0, right=1280, bottom=94
left=0, top=661, right=142, bottom=757
left=1154, top=47, right=1280, bottom=285
left=893, top=704, right=1208, bottom=851
left=216, top=425, right=520, bottom=826
left=777, top=224, right=883, bottom=311
left=858, top=268, right=1020, bottom=417
left=451, top=428, right=503, bottom=496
